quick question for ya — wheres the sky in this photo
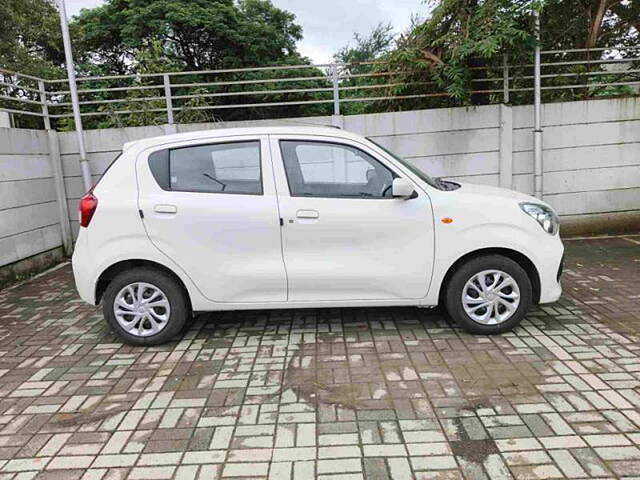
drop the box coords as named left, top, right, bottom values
left=64, top=0, right=426, bottom=64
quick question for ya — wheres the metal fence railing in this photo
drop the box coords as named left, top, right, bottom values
left=1, top=46, right=639, bottom=130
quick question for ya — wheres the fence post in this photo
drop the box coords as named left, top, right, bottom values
left=331, top=64, right=340, bottom=116
left=499, top=104, right=513, bottom=189
left=533, top=9, right=543, bottom=199
left=0, top=112, right=10, bottom=128
left=163, top=74, right=174, bottom=125
left=502, top=54, right=510, bottom=104
left=38, top=80, right=51, bottom=130
left=47, top=129, right=73, bottom=255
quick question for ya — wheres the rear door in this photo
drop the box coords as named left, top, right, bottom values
left=270, top=135, right=435, bottom=302
left=136, top=135, right=287, bottom=303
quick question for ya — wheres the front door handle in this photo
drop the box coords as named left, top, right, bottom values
left=154, top=204, right=177, bottom=214
left=296, top=209, right=319, bottom=219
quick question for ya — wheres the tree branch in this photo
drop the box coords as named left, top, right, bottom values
left=586, top=0, right=610, bottom=48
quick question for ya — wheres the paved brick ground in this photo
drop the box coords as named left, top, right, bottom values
left=0, top=236, right=639, bottom=480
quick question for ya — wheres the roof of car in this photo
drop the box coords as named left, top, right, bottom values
left=122, top=125, right=363, bottom=152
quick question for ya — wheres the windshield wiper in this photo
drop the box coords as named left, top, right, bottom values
left=203, top=173, right=226, bottom=191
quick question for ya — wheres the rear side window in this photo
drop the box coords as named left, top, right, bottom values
left=148, top=149, right=169, bottom=189
left=148, top=141, right=262, bottom=195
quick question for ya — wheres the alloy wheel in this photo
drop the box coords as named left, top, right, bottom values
left=461, top=269, right=521, bottom=325
left=113, top=282, right=171, bottom=337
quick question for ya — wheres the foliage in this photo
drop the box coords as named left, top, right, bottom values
left=539, top=0, right=639, bottom=51
left=386, top=0, right=536, bottom=107
left=382, top=0, right=639, bottom=108
left=335, top=23, right=395, bottom=67
left=0, top=0, right=63, bottom=77
left=174, top=87, right=218, bottom=124
left=0, top=0, right=64, bottom=128
left=1, top=0, right=639, bottom=128
left=72, top=0, right=304, bottom=73
left=333, top=23, right=396, bottom=115
left=63, top=0, right=332, bottom=125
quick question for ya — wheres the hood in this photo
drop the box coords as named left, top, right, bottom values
left=450, top=181, right=539, bottom=203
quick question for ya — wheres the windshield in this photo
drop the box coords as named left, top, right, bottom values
left=365, top=137, right=442, bottom=189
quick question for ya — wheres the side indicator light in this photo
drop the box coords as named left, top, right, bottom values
left=441, top=217, right=454, bottom=224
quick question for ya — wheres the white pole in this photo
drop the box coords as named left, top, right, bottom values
left=57, top=0, right=92, bottom=192
left=533, top=9, right=543, bottom=199
left=331, top=63, right=340, bottom=115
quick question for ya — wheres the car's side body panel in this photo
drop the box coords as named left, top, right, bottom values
left=268, top=134, right=436, bottom=302
left=135, top=135, right=288, bottom=304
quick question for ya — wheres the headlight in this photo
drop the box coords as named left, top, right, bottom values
left=519, top=202, right=559, bottom=235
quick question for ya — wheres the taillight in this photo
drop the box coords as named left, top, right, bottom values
left=79, top=190, right=98, bottom=228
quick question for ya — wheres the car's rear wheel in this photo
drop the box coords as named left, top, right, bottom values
left=102, top=267, right=189, bottom=346
left=444, top=255, right=532, bottom=334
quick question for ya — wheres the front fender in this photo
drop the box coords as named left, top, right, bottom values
left=424, top=221, right=563, bottom=305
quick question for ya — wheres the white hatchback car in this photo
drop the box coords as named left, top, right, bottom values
left=72, top=126, right=564, bottom=345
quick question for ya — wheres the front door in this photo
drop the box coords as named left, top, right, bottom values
left=136, top=136, right=287, bottom=303
left=270, top=135, right=435, bottom=302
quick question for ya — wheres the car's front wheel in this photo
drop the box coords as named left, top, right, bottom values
left=444, top=255, right=532, bottom=334
left=102, top=267, right=189, bottom=346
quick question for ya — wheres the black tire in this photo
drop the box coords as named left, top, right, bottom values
left=102, top=267, right=189, bottom=346
left=444, top=255, right=532, bottom=334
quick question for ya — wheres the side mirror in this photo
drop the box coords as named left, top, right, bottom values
left=392, top=178, right=416, bottom=199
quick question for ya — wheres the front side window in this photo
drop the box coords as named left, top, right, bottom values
left=280, top=140, right=396, bottom=198
left=148, top=141, right=262, bottom=195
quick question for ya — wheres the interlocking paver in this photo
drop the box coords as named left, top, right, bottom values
left=0, top=236, right=639, bottom=479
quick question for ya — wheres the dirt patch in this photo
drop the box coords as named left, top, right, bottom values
left=279, top=330, right=547, bottom=411
left=280, top=333, right=379, bottom=410
left=50, top=404, right=125, bottom=427
left=450, top=438, right=499, bottom=464
left=448, top=400, right=501, bottom=465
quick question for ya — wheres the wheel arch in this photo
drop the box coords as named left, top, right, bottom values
left=95, top=259, right=192, bottom=311
left=437, top=247, right=541, bottom=306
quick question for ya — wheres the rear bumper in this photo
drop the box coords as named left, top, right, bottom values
left=71, top=231, right=97, bottom=305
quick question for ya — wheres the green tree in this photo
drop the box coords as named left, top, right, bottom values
left=387, top=0, right=535, bottom=107
left=535, top=0, right=639, bottom=101
left=0, top=0, right=63, bottom=77
left=0, top=0, right=64, bottom=128
left=66, top=0, right=332, bottom=124
left=540, top=0, right=639, bottom=51
left=333, top=23, right=396, bottom=115
left=335, top=23, right=395, bottom=66
left=384, top=0, right=639, bottom=108
left=72, top=0, right=304, bottom=73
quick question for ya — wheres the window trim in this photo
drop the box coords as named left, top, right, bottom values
left=278, top=139, right=400, bottom=200
left=148, top=139, right=264, bottom=196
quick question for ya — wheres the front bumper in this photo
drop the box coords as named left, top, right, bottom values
left=557, top=254, right=564, bottom=282
left=537, top=241, right=564, bottom=304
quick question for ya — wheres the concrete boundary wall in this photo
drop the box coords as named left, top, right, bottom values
left=0, top=128, right=68, bottom=272
left=1, top=97, right=639, bottom=272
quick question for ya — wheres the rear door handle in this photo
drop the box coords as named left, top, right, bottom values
left=154, top=204, right=177, bottom=214
left=296, top=209, right=319, bottom=219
